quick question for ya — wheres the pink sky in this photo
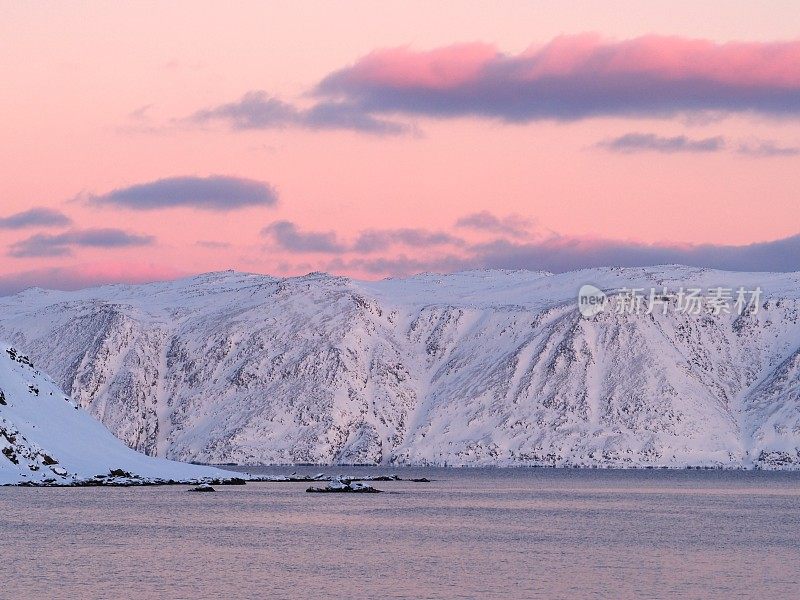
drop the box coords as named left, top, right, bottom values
left=1, top=1, right=800, bottom=293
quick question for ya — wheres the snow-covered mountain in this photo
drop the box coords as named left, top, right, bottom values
left=0, top=343, right=236, bottom=485
left=1, top=266, right=799, bottom=469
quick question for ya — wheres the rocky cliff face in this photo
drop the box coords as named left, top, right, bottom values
left=1, top=267, right=799, bottom=468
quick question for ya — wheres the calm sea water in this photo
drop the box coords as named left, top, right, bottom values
left=1, top=467, right=799, bottom=599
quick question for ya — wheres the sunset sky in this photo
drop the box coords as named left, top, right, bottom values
left=2, top=1, right=800, bottom=294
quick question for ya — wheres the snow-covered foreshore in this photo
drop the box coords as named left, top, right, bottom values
left=0, top=344, right=241, bottom=486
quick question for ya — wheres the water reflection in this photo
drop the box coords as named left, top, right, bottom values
left=2, top=467, right=799, bottom=599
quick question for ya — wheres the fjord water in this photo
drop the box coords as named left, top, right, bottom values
left=2, top=468, right=799, bottom=599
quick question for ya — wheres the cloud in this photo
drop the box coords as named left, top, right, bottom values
left=326, top=253, right=469, bottom=276
left=352, top=228, right=464, bottom=252
left=469, top=234, right=800, bottom=274
left=597, top=133, right=726, bottom=153
left=329, top=233, right=800, bottom=277
left=263, top=216, right=800, bottom=276
left=737, top=139, right=800, bottom=157
left=89, top=175, right=278, bottom=211
left=301, top=101, right=408, bottom=135
left=261, top=221, right=347, bottom=253
left=189, top=92, right=297, bottom=129
left=597, top=133, right=799, bottom=156
left=262, top=221, right=466, bottom=254
left=0, top=207, right=72, bottom=229
left=188, top=90, right=407, bottom=135
left=196, top=240, right=232, bottom=249
left=8, top=228, right=155, bottom=258
left=0, top=263, right=182, bottom=296
left=315, top=35, right=800, bottom=122
left=455, top=211, right=534, bottom=239
left=128, top=104, right=153, bottom=121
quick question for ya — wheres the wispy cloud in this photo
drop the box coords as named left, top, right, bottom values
left=187, top=90, right=407, bottom=135
left=352, top=228, right=464, bottom=252
left=0, top=207, right=72, bottom=229
left=469, top=234, right=800, bottom=274
left=262, top=221, right=465, bottom=254
left=326, top=254, right=469, bottom=276
left=263, top=213, right=800, bottom=276
left=455, top=211, right=534, bottom=239
left=261, top=221, right=347, bottom=253
left=8, top=228, right=155, bottom=258
left=128, top=104, right=153, bottom=121
left=597, top=133, right=725, bottom=153
left=196, top=240, right=232, bottom=249
left=0, top=263, right=181, bottom=296
left=737, top=139, right=800, bottom=157
left=88, top=175, right=278, bottom=211
left=327, top=233, right=800, bottom=277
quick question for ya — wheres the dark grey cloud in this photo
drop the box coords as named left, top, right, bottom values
left=0, top=207, right=72, bottom=229
left=261, top=221, right=346, bottom=253
left=455, top=211, right=532, bottom=239
left=737, top=140, right=800, bottom=157
left=597, top=133, right=726, bottom=153
left=188, top=90, right=406, bottom=135
left=89, top=175, right=278, bottom=211
left=8, top=228, right=155, bottom=258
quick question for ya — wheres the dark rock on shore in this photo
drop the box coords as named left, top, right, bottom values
left=188, top=484, right=216, bottom=492
left=307, top=479, right=383, bottom=493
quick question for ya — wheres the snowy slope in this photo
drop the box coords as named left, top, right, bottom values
left=0, top=344, right=237, bottom=485
left=1, top=266, right=799, bottom=469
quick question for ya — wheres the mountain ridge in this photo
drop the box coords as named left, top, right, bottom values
left=1, top=266, right=799, bottom=469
